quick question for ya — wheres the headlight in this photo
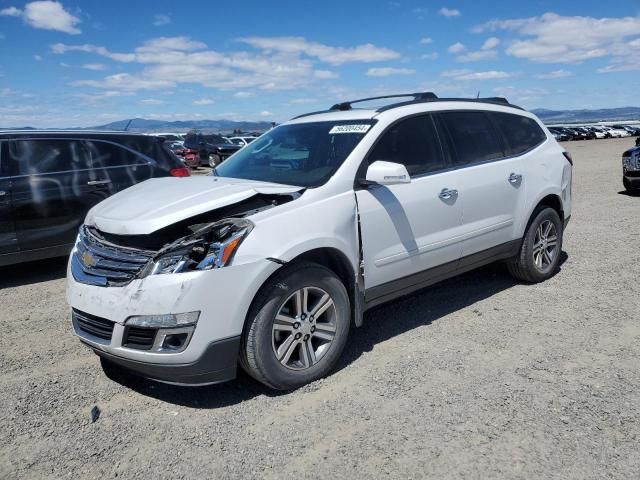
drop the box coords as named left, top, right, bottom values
left=142, top=218, right=253, bottom=276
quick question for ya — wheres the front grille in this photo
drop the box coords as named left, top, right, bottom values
left=72, top=227, right=154, bottom=286
left=123, top=326, right=157, bottom=350
left=72, top=309, right=114, bottom=340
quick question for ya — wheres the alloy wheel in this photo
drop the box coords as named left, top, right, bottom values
left=271, top=287, right=337, bottom=370
left=532, top=220, right=558, bottom=271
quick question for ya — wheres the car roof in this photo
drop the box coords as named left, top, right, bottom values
left=0, top=130, right=164, bottom=141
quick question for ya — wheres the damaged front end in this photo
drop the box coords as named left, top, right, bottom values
left=72, top=192, right=298, bottom=287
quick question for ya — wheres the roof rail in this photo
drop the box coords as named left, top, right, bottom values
left=329, top=92, right=437, bottom=111
left=291, top=92, right=522, bottom=120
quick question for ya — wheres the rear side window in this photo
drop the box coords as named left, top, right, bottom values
left=8, top=139, right=91, bottom=175
left=438, top=111, right=504, bottom=166
left=491, top=112, right=546, bottom=156
left=120, top=137, right=182, bottom=170
left=83, top=140, right=147, bottom=168
left=369, top=114, right=447, bottom=176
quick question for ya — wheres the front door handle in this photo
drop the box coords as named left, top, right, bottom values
left=87, top=179, right=112, bottom=186
left=508, top=173, right=523, bottom=184
left=439, top=188, right=458, bottom=200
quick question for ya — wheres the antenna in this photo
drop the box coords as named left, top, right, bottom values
left=124, top=119, right=133, bottom=132
left=476, top=91, right=480, bottom=99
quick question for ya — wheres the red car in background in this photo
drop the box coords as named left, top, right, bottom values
left=167, top=142, right=200, bottom=169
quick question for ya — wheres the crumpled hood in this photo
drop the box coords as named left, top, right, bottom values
left=85, top=176, right=302, bottom=235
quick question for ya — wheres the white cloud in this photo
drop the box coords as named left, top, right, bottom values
left=1, top=1, right=81, bottom=34
left=34, top=55, right=42, bottom=61
left=71, top=73, right=175, bottom=91
left=421, top=52, right=439, bottom=60
left=493, top=86, right=549, bottom=102
left=474, top=13, right=640, bottom=70
left=152, top=14, right=171, bottom=27
left=193, top=98, right=214, bottom=105
left=313, top=69, right=338, bottom=79
left=420, top=37, right=433, bottom=45
left=260, top=111, right=273, bottom=117
left=366, top=67, right=416, bottom=77
left=438, top=7, right=460, bottom=17
left=290, top=98, right=319, bottom=104
left=481, top=37, right=500, bottom=50
left=137, top=36, right=207, bottom=52
left=0, top=6, right=21, bottom=16
left=448, top=42, right=466, bottom=53
left=1, top=87, right=17, bottom=96
left=456, top=50, right=497, bottom=62
left=535, top=69, right=573, bottom=79
left=233, top=91, right=254, bottom=98
left=81, top=63, right=106, bottom=71
left=238, top=36, right=400, bottom=65
left=140, top=98, right=165, bottom=105
left=444, top=70, right=515, bottom=80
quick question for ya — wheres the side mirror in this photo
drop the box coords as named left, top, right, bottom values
left=364, top=161, right=411, bottom=186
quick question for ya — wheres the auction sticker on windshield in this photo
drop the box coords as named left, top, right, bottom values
left=329, top=124, right=371, bottom=134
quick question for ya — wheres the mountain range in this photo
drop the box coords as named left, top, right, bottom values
left=3, top=107, right=640, bottom=131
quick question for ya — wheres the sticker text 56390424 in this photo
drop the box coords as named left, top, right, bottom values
left=328, top=124, right=371, bottom=134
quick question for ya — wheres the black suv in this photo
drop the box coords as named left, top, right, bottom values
left=0, top=131, right=189, bottom=267
left=183, top=132, right=242, bottom=167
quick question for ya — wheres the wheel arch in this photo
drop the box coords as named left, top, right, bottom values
left=519, top=191, right=565, bottom=237
left=243, top=247, right=362, bottom=339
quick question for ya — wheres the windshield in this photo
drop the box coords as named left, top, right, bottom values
left=214, top=120, right=374, bottom=187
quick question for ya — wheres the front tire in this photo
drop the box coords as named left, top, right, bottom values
left=507, top=207, right=563, bottom=283
left=240, top=262, right=350, bottom=390
left=208, top=154, right=221, bottom=168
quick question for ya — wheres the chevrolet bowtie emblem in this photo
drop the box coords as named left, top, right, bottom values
left=81, top=251, right=97, bottom=267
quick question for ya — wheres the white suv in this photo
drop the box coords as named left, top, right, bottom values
left=66, top=93, right=573, bottom=390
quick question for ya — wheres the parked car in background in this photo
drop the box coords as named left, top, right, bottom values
left=548, top=128, right=570, bottom=142
left=66, top=92, right=572, bottom=390
left=228, top=136, right=258, bottom=147
left=616, top=125, right=640, bottom=136
left=622, top=145, right=640, bottom=192
left=0, top=131, right=189, bottom=267
left=148, top=132, right=186, bottom=142
left=585, top=127, right=606, bottom=139
left=603, top=126, right=631, bottom=138
left=183, top=132, right=242, bottom=167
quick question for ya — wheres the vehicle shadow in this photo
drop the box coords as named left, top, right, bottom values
left=617, top=190, right=640, bottom=197
left=106, top=252, right=568, bottom=408
left=0, top=256, right=68, bottom=289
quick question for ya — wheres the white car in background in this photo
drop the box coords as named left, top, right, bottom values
left=602, top=126, right=630, bottom=138
left=66, top=92, right=572, bottom=390
left=228, top=136, right=259, bottom=147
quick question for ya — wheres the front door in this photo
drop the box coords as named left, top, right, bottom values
left=8, top=138, right=108, bottom=252
left=356, top=114, right=464, bottom=296
left=0, top=142, right=18, bottom=255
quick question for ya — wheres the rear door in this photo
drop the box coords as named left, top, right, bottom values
left=82, top=138, right=156, bottom=195
left=9, top=138, right=102, bottom=251
left=356, top=114, right=464, bottom=295
left=0, top=141, right=18, bottom=255
left=436, top=111, right=528, bottom=258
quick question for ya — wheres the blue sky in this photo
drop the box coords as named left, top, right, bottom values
left=1, top=0, right=640, bottom=127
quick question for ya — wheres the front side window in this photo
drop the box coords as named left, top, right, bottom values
left=368, top=114, right=447, bottom=176
left=215, top=121, right=374, bottom=187
left=438, top=111, right=504, bottom=166
left=8, top=139, right=90, bottom=175
left=491, top=112, right=546, bottom=156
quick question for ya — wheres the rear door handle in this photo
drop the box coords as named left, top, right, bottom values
left=0, top=190, right=6, bottom=196
left=87, top=179, right=112, bottom=186
left=439, top=188, right=458, bottom=200
left=508, top=173, right=522, bottom=184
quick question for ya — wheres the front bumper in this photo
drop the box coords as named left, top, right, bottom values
left=66, top=257, right=280, bottom=381
left=91, top=336, right=241, bottom=385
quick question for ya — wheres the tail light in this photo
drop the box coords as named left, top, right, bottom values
left=562, top=151, right=573, bottom=166
left=169, top=167, right=191, bottom=177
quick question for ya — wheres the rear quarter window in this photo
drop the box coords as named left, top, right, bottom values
left=490, top=112, right=546, bottom=156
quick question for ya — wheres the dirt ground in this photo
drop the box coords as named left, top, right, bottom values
left=1, top=137, right=639, bottom=479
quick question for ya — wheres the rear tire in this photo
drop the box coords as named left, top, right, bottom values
left=507, top=207, right=563, bottom=283
left=240, top=262, right=350, bottom=390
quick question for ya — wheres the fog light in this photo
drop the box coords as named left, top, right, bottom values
left=126, top=311, right=200, bottom=328
left=162, top=333, right=189, bottom=351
